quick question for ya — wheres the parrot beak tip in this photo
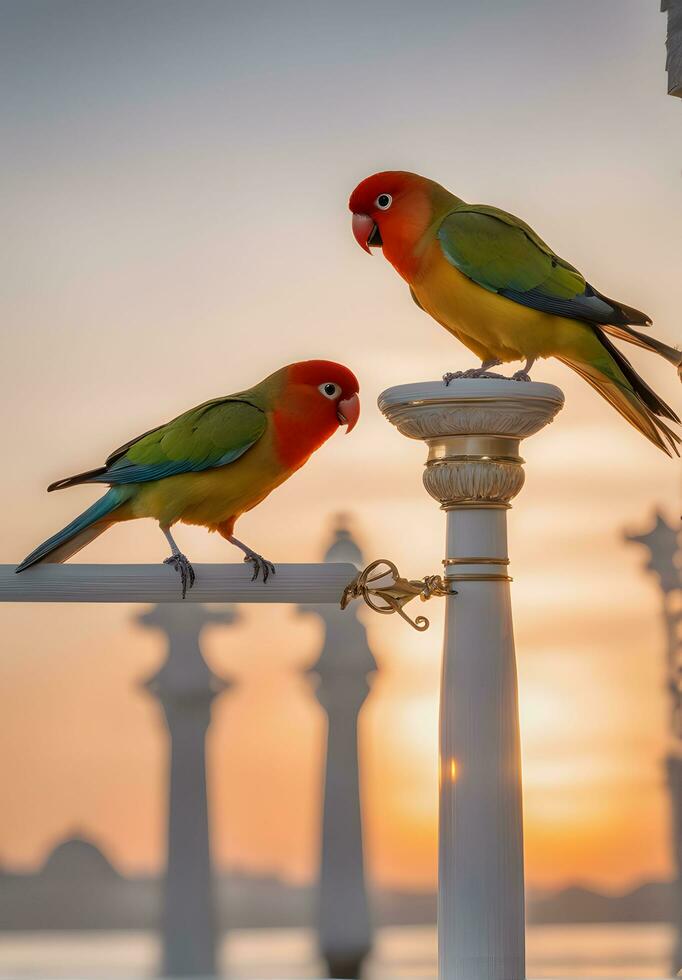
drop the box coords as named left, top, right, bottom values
left=352, top=213, right=380, bottom=254
left=337, top=393, right=360, bottom=433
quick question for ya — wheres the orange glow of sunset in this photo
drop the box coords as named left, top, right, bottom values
left=0, top=0, right=680, bottom=903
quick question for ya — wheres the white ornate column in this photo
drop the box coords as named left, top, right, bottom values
left=379, top=378, right=564, bottom=980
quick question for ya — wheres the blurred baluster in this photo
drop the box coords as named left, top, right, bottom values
left=138, top=603, right=237, bottom=978
left=625, top=511, right=682, bottom=973
left=299, top=518, right=375, bottom=979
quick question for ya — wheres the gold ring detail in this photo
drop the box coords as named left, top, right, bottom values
left=443, top=557, right=510, bottom=566
left=428, top=454, right=524, bottom=464
left=446, top=573, right=513, bottom=582
left=441, top=501, right=512, bottom=511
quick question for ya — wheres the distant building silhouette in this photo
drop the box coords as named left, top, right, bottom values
left=0, top=833, right=677, bottom=932
left=299, top=518, right=376, bottom=979
left=625, top=511, right=682, bottom=972
left=139, top=604, right=236, bottom=979
left=0, top=833, right=159, bottom=929
left=40, top=836, right=116, bottom=879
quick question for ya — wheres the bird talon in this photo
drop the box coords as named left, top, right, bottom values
left=243, top=552, right=275, bottom=583
left=243, top=555, right=259, bottom=581
left=443, top=367, right=507, bottom=384
left=164, top=553, right=196, bottom=600
left=511, top=371, right=532, bottom=382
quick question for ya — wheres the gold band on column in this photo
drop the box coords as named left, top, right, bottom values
left=426, top=434, right=524, bottom=463
left=442, top=557, right=510, bottom=566
left=441, top=501, right=512, bottom=511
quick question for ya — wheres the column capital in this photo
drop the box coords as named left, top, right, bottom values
left=379, top=378, right=564, bottom=509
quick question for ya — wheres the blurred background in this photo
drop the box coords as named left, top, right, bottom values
left=0, top=1, right=680, bottom=977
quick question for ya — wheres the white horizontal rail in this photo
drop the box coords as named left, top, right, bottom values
left=0, top=563, right=358, bottom=604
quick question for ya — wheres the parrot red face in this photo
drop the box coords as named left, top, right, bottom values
left=271, top=360, right=360, bottom=471
left=348, top=171, right=433, bottom=255
left=286, top=360, right=360, bottom=434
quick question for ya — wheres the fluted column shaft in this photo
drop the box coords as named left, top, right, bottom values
left=439, top=505, right=523, bottom=980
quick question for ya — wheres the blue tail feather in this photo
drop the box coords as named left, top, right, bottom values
left=16, top=489, right=128, bottom=572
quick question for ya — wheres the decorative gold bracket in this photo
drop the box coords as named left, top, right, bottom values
left=340, top=559, right=455, bottom=631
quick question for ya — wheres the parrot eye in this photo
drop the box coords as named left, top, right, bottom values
left=375, top=193, right=392, bottom=210
left=319, top=382, right=341, bottom=400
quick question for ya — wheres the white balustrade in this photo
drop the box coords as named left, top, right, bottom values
left=1, top=376, right=566, bottom=980
left=0, top=562, right=357, bottom=603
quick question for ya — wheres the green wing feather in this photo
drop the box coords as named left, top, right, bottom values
left=49, top=398, right=267, bottom=490
left=105, top=398, right=266, bottom=483
left=434, top=204, right=678, bottom=454
left=436, top=205, right=650, bottom=326
left=438, top=204, right=584, bottom=296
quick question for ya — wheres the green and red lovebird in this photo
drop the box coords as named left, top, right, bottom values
left=16, top=360, right=360, bottom=596
left=349, top=170, right=681, bottom=455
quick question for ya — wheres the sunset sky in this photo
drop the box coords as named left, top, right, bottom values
left=0, top=0, right=680, bottom=895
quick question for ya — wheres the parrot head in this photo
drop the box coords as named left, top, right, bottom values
left=287, top=360, right=360, bottom=433
left=266, top=359, right=360, bottom=470
left=349, top=171, right=456, bottom=277
left=269, top=359, right=360, bottom=462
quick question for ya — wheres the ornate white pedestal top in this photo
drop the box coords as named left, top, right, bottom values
left=378, top=378, right=564, bottom=441
left=378, top=379, right=564, bottom=509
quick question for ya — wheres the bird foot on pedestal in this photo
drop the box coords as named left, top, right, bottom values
left=443, top=369, right=507, bottom=385
left=163, top=553, right=196, bottom=599
left=243, top=551, right=276, bottom=583
left=511, top=370, right=532, bottom=382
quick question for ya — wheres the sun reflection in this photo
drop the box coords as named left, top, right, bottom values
left=437, top=756, right=458, bottom=788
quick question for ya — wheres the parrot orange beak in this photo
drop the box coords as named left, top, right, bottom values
left=337, top=392, right=360, bottom=433
left=352, top=213, right=382, bottom=253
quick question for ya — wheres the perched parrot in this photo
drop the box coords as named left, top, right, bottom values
left=16, top=360, right=360, bottom=596
left=349, top=171, right=681, bottom=456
